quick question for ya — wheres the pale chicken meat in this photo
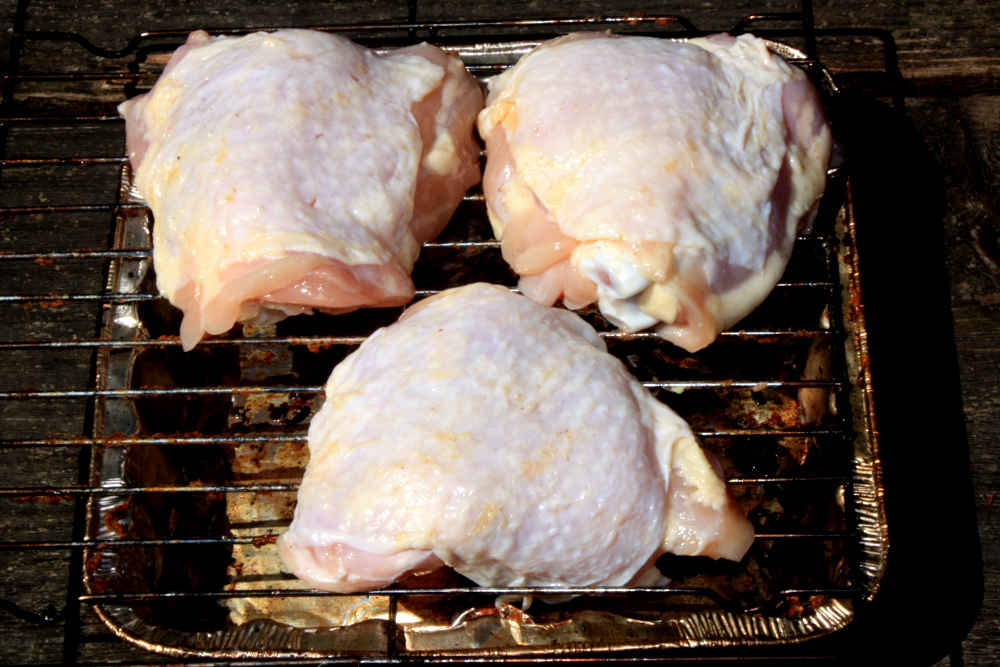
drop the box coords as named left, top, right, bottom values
left=120, top=29, right=482, bottom=350
left=478, top=33, right=833, bottom=352
left=278, top=283, right=754, bottom=592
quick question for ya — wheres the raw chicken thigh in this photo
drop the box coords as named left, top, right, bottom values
left=120, top=29, right=482, bottom=350
left=279, top=283, right=753, bottom=592
left=477, top=33, right=832, bottom=352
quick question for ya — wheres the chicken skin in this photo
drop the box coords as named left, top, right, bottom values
left=477, top=33, right=832, bottom=352
left=279, top=283, right=754, bottom=592
left=120, top=30, right=482, bottom=349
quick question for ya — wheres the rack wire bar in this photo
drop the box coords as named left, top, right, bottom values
left=78, top=586, right=857, bottom=604
left=0, top=379, right=845, bottom=401
left=0, top=530, right=853, bottom=553
left=0, top=473, right=852, bottom=497
left=0, top=329, right=839, bottom=351
left=0, top=427, right=851, bottom=449
left=0, top=281, right=838, bottom=301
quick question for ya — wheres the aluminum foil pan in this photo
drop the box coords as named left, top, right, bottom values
left=83, top=28, right=887, bottom=660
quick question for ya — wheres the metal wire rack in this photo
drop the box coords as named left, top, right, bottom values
left=0, top=4, right=888, bottom=663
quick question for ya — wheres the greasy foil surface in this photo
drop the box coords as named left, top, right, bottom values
left=83, top=30, right=887, bottom=659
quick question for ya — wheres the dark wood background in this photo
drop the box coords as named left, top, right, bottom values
left=0, top=1, right=996, bottom=664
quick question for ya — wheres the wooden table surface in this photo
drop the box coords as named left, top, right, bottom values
left=0, top=1, right=996, bottom=664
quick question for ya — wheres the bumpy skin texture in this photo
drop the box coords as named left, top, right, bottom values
left=119, top=30, right=482, bottom=350
left=278, top=283, right=754, bottom=593
left=477, top=33, right=832, bottom=352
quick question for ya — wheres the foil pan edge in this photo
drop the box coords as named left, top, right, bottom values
left=83, top=26, right=888, bottom=659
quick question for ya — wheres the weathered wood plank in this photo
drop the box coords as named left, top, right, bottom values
left=0, top=2, right=996, bottom=665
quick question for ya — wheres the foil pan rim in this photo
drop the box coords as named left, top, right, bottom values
left=89, top=599, right=857, bottom=659
left=83, top=26, right=888, bottom=659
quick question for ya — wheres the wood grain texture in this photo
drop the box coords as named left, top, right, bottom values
left=815, top=1, right=1000, bottom=84
left=939, top=93, right=1000, bottom=667
left=0, top=1, right=996, bottom=664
